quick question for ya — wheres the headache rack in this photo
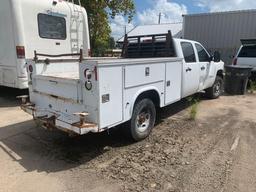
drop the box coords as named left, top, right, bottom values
left=122, top=30, right=176, bottom=58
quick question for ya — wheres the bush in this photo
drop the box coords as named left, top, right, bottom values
left=187, top=96, right=200, bottom=120
left=248, top=80, right=256, bottom=93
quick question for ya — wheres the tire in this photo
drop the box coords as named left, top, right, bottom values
left=129, top=99, right=156, bottom=141
left=205, top=76, right=223, bottom=99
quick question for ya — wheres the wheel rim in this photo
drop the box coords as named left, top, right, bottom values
left=135, top=108, right=151, bottom=133
left=214, top=81, right=221, bottom=95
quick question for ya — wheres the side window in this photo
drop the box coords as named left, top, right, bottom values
left=38, top=14, right=66, bottom=40
left=195, top=44, right=210, bottom=62
left=181, top=42, right=196, bottom=63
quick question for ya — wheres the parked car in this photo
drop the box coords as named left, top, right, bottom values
left=20, top=31, right=224, bottom=141
left=233, top=39, right=256, bottom=79
left=0, top=0, right=90, bottom=89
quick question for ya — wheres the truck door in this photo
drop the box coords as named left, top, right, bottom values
left=195, top=43, right=211, bottom=91
left=181, top=42, right=200, bottom=97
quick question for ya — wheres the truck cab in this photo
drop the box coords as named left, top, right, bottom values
left=174, top=38, right=224, bottom=98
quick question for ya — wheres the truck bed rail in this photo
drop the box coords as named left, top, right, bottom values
left=33, top=49, right=83, bottom=64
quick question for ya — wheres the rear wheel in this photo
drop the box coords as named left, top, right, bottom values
left=129, top=99, right=156, bottom=141
left=205, top=76, right=223, bottom=99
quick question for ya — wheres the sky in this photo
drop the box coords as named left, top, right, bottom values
left=110, top=0, right=256, bottom=40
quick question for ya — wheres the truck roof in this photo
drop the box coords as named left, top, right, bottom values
left=10, top=0, right=83, bottom=8
left=241, top=39, right=256, bottom=46
left=173, top=38, right=203, bottom=45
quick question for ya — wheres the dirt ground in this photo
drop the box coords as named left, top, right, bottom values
left=0, top=86, right=256, bottom=192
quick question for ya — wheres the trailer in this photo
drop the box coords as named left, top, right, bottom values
left=0, top=0, right=90, bottom=89
left=20, top=32, right=224, bottom=141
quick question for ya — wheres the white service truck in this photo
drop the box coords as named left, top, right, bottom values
left=0, top=0, right=90, bottom=89
left=20, top=32, right=224, bottom=141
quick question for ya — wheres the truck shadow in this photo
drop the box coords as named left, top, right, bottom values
left=157, top=98, right=191, bottom=123
left=0, top=86, right=28, bottom=107
left=0, top=95, right=199, bottom=173
left=0, top=120, right=133, bottom=173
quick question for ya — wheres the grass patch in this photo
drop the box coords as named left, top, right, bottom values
left=248, top=80, right=256, bottom=93
left=187, top=96, right=200, bottom=120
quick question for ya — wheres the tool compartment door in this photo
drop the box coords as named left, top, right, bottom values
left=98, top=66, right=123, bottom=128
left=165, top=61, right=182, bottom=105
left=124, top=63, right=165, bottom=88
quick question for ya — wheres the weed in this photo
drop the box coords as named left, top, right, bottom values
left=248, top=80, right=256, bottom=93
left=187, top=96, right=200, bottom=120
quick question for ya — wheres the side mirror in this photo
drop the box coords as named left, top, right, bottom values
left=208, top=56, right=214, bottom=62
left=213, top=51, right=221, bottom=62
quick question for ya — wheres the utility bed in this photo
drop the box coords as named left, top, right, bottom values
left=23, top=45, right=183, bottom=136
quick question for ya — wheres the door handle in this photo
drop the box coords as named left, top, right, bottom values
left=49, top=80, right=58, bottom=84
left=201, top=66, right=206, bottom=70
left=186, top=68, right=192, bottom=72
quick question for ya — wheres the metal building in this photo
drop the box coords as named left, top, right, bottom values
left=183, top=9, right=256, bottom=64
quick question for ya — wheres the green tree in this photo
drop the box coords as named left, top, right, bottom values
left=81, top=0, right=135, bottom=56
left=108, top=37, right=116, bottom=49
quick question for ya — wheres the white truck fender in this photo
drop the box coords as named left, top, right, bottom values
left=129, top=86, right=162, bottom=117
left=213, top=62, right=225, bottom=79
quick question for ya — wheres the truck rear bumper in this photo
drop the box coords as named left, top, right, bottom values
left=21, top=104, right=99, bottom=135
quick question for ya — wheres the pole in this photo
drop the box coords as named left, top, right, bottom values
left=158, top=13, right=161, bottom=24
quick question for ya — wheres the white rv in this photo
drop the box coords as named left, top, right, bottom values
left=0, top=0, right=90, bottom=89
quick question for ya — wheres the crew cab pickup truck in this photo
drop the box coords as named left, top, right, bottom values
left=20, top=31, right=224, bottom=141
left=233, top=39, right=256, bottom=78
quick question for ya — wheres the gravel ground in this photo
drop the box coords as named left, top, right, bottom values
left=0, top=86, right=256, bottom=192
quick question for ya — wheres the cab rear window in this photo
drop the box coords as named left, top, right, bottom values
left=238, top=45, right=256, bottom=58
left=38, top=14, right=66, bottom=40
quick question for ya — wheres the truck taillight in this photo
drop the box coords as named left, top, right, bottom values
left=233, top=57, right=237, bottom=65
left=16, top=46, right=25, bottom=59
